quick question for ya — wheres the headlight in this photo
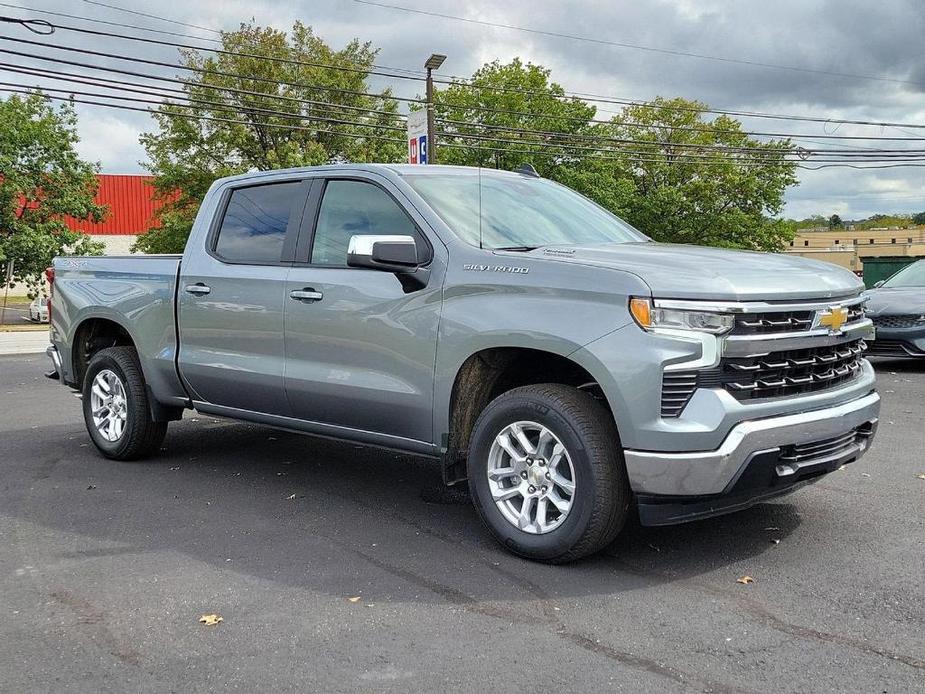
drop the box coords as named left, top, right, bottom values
left=629, top=297, right=734, bottom=334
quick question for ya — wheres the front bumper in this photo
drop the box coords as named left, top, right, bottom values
left=625, top=389, right=880, bottom=525
left=867, top=325, right=925, bottom=357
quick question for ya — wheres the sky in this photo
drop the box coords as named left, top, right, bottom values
left=6, top=0, right=925, bottom=220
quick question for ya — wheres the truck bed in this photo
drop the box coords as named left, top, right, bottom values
left=50, top=254, right=186, bottom=407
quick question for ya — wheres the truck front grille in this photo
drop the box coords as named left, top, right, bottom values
left=661, top=338, right=867, bottom=414
left=870, top=314, right=925, bottom=329
left=731, top=305, right=864, bottom=335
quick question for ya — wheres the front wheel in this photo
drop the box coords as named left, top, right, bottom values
left=82, top=346, right=168, bottom=460
left=467, top=384, right=630, bottom=563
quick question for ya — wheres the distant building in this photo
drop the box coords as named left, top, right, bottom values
left=785, top=226, right=925, bottom=276
left=64, top=174, right=165, bottom=254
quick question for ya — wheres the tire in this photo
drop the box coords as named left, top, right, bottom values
left=82, top=346, right=168, bottom=460
left=467, top=384, right=630, bottom=563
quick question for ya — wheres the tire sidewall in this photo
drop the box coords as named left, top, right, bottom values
left=468, top=394, right=601, bottom=560
left=82, top=351, right=137, bottom=458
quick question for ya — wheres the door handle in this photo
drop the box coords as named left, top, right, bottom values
left=184, top=283, right=211, bottom=295
left=290, top=288, right=323, bottom=302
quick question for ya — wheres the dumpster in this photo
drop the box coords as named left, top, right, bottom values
left=860, top=256, right=924, bottom=288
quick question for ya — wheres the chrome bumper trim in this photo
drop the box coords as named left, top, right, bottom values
left=624, top=390, right=880, bottom=496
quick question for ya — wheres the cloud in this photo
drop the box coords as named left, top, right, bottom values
left=9, top=0, right=925, bottom=218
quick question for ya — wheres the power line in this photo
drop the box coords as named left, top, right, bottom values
left=9, top=11, right=925, bottom=139
left=0, top=34, right=418, bottom=104
left=28, top=14, right=428, bottom=83
left=0, top=60, right=409, bottom=120
left=8, top=45, right=925, bottom=162
left=354, top=0, right=925, bottom=90
left=0, top=79, right=407, bottom=133
left=11, top=63, right=920, bottom=161
left=0, top=2, right=223, bottom=43
left=7, top=35, right=925, bottom=153
left=0, top=85, right=409, bottom=143
left=10, top=82, right=925, bottom=169
left=80, top=0, right=221, bottom=35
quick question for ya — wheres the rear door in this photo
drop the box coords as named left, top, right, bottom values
left=178, top=179, right=309, bottom=415
left=283, top=175, right=444, bottom=445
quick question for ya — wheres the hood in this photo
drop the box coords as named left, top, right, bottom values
left=863, top=286, right=925, bottom=315
left=526, top=242, right=862, bottom=301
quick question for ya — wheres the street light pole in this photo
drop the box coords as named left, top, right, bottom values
left=423, top=54, right=446, bottom=164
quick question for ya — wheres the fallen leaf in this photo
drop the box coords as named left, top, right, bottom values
left=770, top=539, right=780, bottom=545
left=286, top=494, right=296, bottom=500
left=736, top=576, right=755, bottom=585
left=347, top=596, right=362, bottom=603
left=861, top=473, right=871, bottom=478
left=86, top=484, right=96, bottom=490
left=917, top=474, right=925, bottom=481
left=199, top=614, right=223, bottom=626
left=764, top=527, right=779, bottom=531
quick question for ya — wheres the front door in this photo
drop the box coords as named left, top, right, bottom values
left=283, top=177, right=443, bottom=444
left=178, top=179, right=308, bottom=415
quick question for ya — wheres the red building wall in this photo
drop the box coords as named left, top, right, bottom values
left=63, top=174, right=163, bottom=235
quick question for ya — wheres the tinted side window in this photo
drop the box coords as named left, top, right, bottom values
left=214, top=182, right=300, bottom=263
left=311, top=180, right=419, bottom=266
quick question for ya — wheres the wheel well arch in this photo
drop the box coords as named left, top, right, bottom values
left=443, top=347, right=614, bottom=483
left=71, top=317, right=136, bottom=388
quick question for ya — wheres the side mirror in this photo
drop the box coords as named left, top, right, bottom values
left=873, top=280, right=885, bottom=288
left=347, top=235, right=430, bottom=291
left=347, top=235, right=420, bottom=271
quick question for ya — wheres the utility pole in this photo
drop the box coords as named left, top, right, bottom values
left=423, top=54, right=446, bottom=164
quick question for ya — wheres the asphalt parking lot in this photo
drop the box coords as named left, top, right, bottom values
left=1, top=353, right=923, bottom=693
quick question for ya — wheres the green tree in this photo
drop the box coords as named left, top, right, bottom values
left=829, top=214, right=843, bottom=229
left=433, top=63, right=797, bottom=251
left=598, top=98, right=798, bottom=251
left=433, top=59, right=598, bottom=172
left=913, top=211, right=925, bottom=225
left=136, top=22, right=405, bottom=254
left=0, top=93, right=104, bottom=291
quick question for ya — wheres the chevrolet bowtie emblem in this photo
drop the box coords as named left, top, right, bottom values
left=818, top=306, right=849, bottom=333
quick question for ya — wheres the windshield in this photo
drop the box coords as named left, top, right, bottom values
left=404, top=173, right=646, bottom=249
left=882, top=261, right=925, bottom=288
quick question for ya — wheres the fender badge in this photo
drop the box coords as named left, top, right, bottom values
left=462, top=264, right=529, bottom=274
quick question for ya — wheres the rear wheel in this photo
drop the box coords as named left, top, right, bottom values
left=467, top=384, right=630, bottom=563
left=82, top=346, right=167, bottom=460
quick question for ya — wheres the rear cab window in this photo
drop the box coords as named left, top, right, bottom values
left=213, top=182, right=301, bottom=264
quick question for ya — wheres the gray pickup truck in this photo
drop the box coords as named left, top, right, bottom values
left=46, top=164, right=880, bottom=562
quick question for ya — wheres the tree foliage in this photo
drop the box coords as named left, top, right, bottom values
left=434, top=59, right=597, bottom=171
left=0, top=93, right=104, bottom=291
left=136, top=22, right=405, bottom=253
left=434, top=63, right=798, bottom=251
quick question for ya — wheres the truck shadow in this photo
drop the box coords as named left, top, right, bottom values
left=9, top=415, right=807, bottom=606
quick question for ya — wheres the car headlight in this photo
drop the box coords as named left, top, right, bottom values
left=629, top=297, right=734, bottom=334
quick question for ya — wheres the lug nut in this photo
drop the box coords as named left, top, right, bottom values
left=528, top=485, right=536, bottom=493
left=538, top=459, right=546, bottom=466
left=544, top=472, right=551, bottom=480
left=521, top=471, right=528, bottom=479
left=541, top=486, right=547, bottom=493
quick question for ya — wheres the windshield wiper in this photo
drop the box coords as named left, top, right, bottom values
left=494, top=245, right=539, bottom=252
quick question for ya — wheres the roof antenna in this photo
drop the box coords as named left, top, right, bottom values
left=478, top=164, right=483, bottom=250
left=515, top=163, right=540, bottom=178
